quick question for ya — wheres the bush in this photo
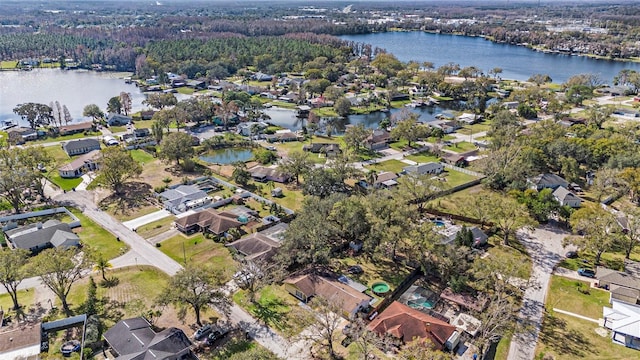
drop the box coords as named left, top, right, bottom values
left=154, top=185, right=167, bottom=193
left=155, top=243, right=161, bottom=247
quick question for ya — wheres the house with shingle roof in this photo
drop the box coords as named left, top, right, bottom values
left=62, top=138, right=101, bottom=156
left=58, top=122, right=94, bottom=136
left=598, top=267, right=640, bottom=305
left=226, top=223, right=288, bottom=263
left=284, top=274, right=372, bottom=319
left=4, top=220, right=80, bottom=254
left=174, top=208, right=242, bottom=235
left=103, top=317, right=194, bottom=360
left=553, top=186, right=582, bottom=208
left=368, top=301, right=459, bottom=351
left=528, top=173, right=569, bottom=191
left=159, top=185, right=209, bottom=213
left=58, top=150, right=101, bottom=178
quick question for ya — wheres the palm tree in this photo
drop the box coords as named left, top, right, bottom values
left=94, top=256, right=112, bottom=282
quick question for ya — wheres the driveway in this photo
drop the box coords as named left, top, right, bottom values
left=122, top=209, right=172, bottom=230
left=508, top=223, right=571, bottom=360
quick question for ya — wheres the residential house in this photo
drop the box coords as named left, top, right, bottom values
left=174, top=208, right=242, bottom=235
left=58, top=150, right=101, bottom=178
left=359, top=171, right=399, bottom=190
left=248, top=165, right=291, bottom=183
left=441, top=153, right=466, bottom=167
left=134, top=128, right=151, bottom=138
left=553, top=186, right=582, bottom=208
left=278, top=93, right=298, bottom=103
left=368, top=301, right=459, bottom=351
left=187, top=80, right=206, bottom=90
left=58, top=122, right=94, bottom=136
left=62, top=138, right=101, bottom=156
left=527, top=173, right=569, bottom=191
left=159, top=185, right=209, bottom=213
left=7, top=127, right=38, bottom=144
left=403, top=162, right=444, bottom=176
left=409, top=85, right=429, bottom=97
left=364, top=129, right=392, bottom=150
left=106, top=113, right=132, bottom=126
left=441, top=226, right=489, bottom=248
left=503, top=101, right=519, bottom=110
left=603, top=299, right=640, bottom=350
left=237, top=122, right=268, bottom=137
left=303, top=143, right=342, bottom=157
left=226, top=223, right=288, bottom=263
left=598, top=267, right=640, bottom=305
left=284, top=274, right=372, bottom=319
left=4, top=220, right=80, bottom=254
left=103, top=317, right=195, bottom=360
left=140, top=110, right=156, bottom=120
left=252, top=72, right=273, bottom=81
left=264, top=130, right=302, bottom=143
left=456, top=113, right=482, bottom=125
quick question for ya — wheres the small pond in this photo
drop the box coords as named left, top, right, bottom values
left=199, top=148, right=254, bottom=165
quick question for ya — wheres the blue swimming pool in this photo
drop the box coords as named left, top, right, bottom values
left=433, top=220, right=445, bottom=227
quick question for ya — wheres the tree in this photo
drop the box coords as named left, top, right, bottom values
left=334, top=97, right=352, bottom=117
left=216, top=100, right=239, bottom=130
left=143, top=93, right=177, bottom=110
left=83, top=104, right=104, bottom=124
left=13, top=102, right=53, bottom=129
left=306, top=296, right=343, bottom=358
left=119, top=92, right=132, bottom=116
left=231, top=162, right=251, bottom=186
left=585, top=105, right=613, bottom=129
left=567, top=207, right=620, bottom=264
left=84, top=277, right=99, bottom=316
left=619, top=206, right=640, bottom=259
left=92, top=255, right=112, bottom=283
left=151, top=121, right=164, bottom=143
left=371, top=53, right=404, bottom=78
left=565, top=85, right=593, bottom=106
left=484, top=193, right=536, bottom=246
left=391, top=112, right=429, bottom=148
left=397, top=340, right=451, bottom=360
left=159, top=132, right=195, bottom=167
left=528, top=74, right=552, bottom=85
left=234, top=260, right=274, bottom=304
left=0, top=147, right=49, bottom=212
left=489, top=67, right=503, bottom=80
left=34, top=247, right=90, bottom=315
left=107, top=96, right=122, bottom=114
left=0, top=248, right=30, bottom=310
left=157, top=264, right=229, bottom=326
left=343, top=124, right=371, bottom=153
left=62, top=105, right=72, bottom=125
left=278, top=150, right=313, bottom=186
left=349, top=317, right=399, bottom=360
left=302, top=167, right=348, bottom=198
left=96, top=147, right=143, bottom=194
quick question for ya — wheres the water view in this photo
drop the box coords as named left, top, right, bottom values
left=199, top=148, right=254, bottom=164
left=340, top=32, right=640, bottom=83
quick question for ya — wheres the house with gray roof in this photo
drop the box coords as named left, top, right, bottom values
left=598, top=267, right=640, bottom=305
left=403, top=162, right=444, bottom=176
left=226, top=223, right=288, bottom=262
left=106, top=113, right=132, bottom=126
left=4, top=220, right=80, bottom=254
left=528, top=173, right=569, bottom=191
left=553, top=186, right=582, bottom=208
left=103, top=317, right=194, bottom=360
left=159, top=185, right=209, bottom=214
left=62, top=138, right=101, bottom=156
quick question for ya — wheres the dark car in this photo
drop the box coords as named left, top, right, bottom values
left=206, top=328, right=230, bottom=345
left=60, top=340, right=81, bottom=357
left=565, top=251, right=578, bottom=259
left=578, top=268, right=596, bottom=278
left=347, top=265, right=364, bottom=275
left=194, top=324, right=212, bottom=341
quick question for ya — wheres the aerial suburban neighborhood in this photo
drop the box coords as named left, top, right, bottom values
left=1, top=1, right=640, bottom=360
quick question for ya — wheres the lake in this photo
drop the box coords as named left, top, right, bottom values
left=340, top=31, right=640, bottom=83
left=0, top=68, right=188, bottom=126
left=199, top=148, right=254, bottom=164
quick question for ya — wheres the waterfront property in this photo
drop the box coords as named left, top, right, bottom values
left=62, top=138, right=101, bottom=156
left=249, top=165, right=291, bottom=183
left=107, top=113, right=132, bottom=126
left=58, top=122, right=94, bottom=136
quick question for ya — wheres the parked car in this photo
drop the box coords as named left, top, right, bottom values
left=565, top=251, right=578, bottom=259
left=578, top=268, right=596, bottom=278
left=194, top=324, right=212, bottom=340
left=60, top=340, right=81, bottom=357
left=206, top=328, right=230, bottom=345
left=347, top=265, right=364, bottom=275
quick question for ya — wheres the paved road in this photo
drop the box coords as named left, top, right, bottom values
left=508, top=224, right=571, bottom=360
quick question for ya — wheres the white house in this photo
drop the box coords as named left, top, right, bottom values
left=603, top=299, right=640, bottom=350
left=403, top=162, right=444, bottom=176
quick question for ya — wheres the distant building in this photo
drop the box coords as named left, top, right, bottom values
left=62, top=138, right=101, bottom=156
left=58, top=122, right=94, bottom=136
left=58, top=150, right=101, bottom=178
left=528, top=173, right=569, bottom=191
left=159, top=185, right=209, bottom=213
left=403, top=162, right=444, bottom=176
left=106, top=113, right=132, bottom=126
left=553, top=186, right=581, bottom=208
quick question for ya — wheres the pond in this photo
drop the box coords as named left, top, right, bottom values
left=199, top=148, right=254, bottom=165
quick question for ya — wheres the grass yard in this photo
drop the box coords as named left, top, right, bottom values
left=159, top=233, right=236, bottom=277
left=109, top=204, right=161, bottom=222
left=44, top=145, right=71, bottom=164
left=557, top=245, right=640, bottom=272
left=267, top=185, right=305, bottom=212
left=0, top=60, right=18, bottom=68
left=485, top=236, right=532, bottom=280
left=47, top=171, right=83, bottom=191
left=271, top=101, right=297, bottom=109
left=109, top=125, right=127, bottom=133
left=70, top=208, right=128, bottom=260
left=135, top=216, right=175, bottom=239
left=130, top=149, right=156, bottom=164
left=66, top=266, right=169, bottom=318
left=536, top=312, right=640, bottom=360
left=457, top=121, right=492, bottom=135
left=493, top=332, right=512, bottom=360
left=233, top=285, right=314, bottom=339
left=177, top=87, right=195, bottom=95
left=440, top=168, right=479, bottom=187
left=313, top=107, right=339, bottom=117
left=365, top=159, right=408, bottom=174
left=428, top=184, right=491, bottom=214
left=32, top=132, right=101, bottom=145
left=405, top=151, right=440, bottom=164
left=444, top=141, right=477, bottom=153
left=547, top=275, right=610, bottom=319
left=0, top=289, right=36, bottom=314
left=336, top=256, right=413, bottom=289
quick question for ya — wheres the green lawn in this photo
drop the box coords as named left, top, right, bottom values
left=32, top=132, right=101, bottom=145
left=266, top=186, right=305, bottom=212
left=444, top=141, right=477, bottom=153
left=177, top=87, right=195, bottom=95
left=457, top=121, right=492, bottom=135
left=313, top=107, right=339, bottom=117
left=405, top=151, right=441, bottom=164
left=441, top=168, right=479, bottom=187
left=159, top=233, right=236, bottom=277
left=271, top=101, right=297, bottom=109
left=130, top=149, right=155, bottom=164
left=47, top=171, right=83, bottom=191
left=365, top=159, right=408, bottom=174
left=136, top=216, right=175, bottom=239
left=109, top=125, right=127, bottom=133
left=536, top=312, right=640, bottom=360
left=233, top=285, right=314, bottom=339
left=557, top=245, right=640, bottom=272
left=547, top=275, right=610, bottom=319
left=336, top=256, right=413, bottom=289
left=493, top=332, right=512, bottom=360
left=486, top=236, right=532, bottom=280
left=0, top=60, right=18, bottom=69
left=70, top=208, right=128, bottom=260
left=0, top=289, right=35, bottom=313
left=67, top=266, right=169, bottom=318
left=44, top=145, right=71, bottom=164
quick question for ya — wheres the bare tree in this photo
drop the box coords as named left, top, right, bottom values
left=305, top=296, right=344, bottom=359
left=62, top=105, right=73, bottom=125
